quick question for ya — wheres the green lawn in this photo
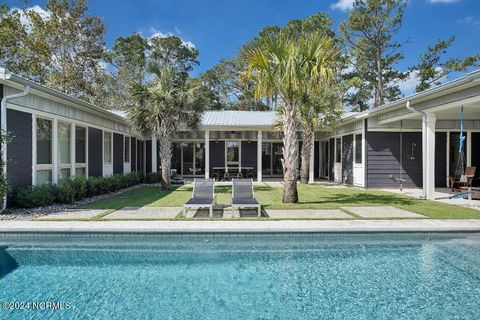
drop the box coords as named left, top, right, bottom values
left=79, top=183, right=480, bottom=219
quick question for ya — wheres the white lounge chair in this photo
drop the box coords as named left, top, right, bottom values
left=184, top=179, right=216, bottom=218
left=231, top=179, right=261, bottom=217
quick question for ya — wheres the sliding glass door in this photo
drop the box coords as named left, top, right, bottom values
left=171, top=142, right=205, bottom=177
left=262, top=142, right=284, bottom=177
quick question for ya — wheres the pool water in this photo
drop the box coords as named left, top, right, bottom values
left=1, top=233, right=480, bottom=319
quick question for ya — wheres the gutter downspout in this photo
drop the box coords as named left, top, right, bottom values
left=1, top=85, right=31, bottom=211
left=405, top=101, right=427, bottom=199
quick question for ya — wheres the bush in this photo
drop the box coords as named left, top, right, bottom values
left=14, top=184, right=56, bottom=208
left=71, top=176, right=87, bottom=200
left=55, top=180, right=75, bottom=204
left=145, top=172, right=161, bottom=184
left=14, top=172, right=144, bottom=208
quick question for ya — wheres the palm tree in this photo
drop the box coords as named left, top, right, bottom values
left=298, top=87, right=342, bottom=183
left=245, top=33, right=338, bottom=203
left=128, top=62, right=206, bottom=190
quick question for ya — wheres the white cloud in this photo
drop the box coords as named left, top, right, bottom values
left=330, top=0, right=355, bottom=11
left=11, top=5, right=51, bottom=31
left=457, top=16, right=480, bottom=29
left=147, top=27, right=196, bottom=49
left=398, top=71, right=421, bottom=96
left=427, top=0, right=461, bottom=3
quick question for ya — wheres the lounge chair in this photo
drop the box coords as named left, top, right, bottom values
left=449, top=166, right=476, bottom=192
left=231, top=179, right=261, bottom=217
left=184, top=179, right=216, bottom=217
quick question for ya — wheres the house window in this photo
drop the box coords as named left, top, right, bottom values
left=226, top=141, right=240, bottom=166
left=75, top=126, right=87, bottom=176
left=103, top=132, right=112, bottom=164
left=36, top=118, right=53, bottom=184
left=124, top=136, right=130, bottom=163
left=58, top=122, right=71, bottom=183
left=355, top=134, right=362, bottom=164
left=335, top=138, right=341, bottom=163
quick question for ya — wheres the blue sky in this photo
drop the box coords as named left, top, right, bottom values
left=7, top=0, right=480, bottom=94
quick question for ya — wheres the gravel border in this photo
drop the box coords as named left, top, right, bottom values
left=0, top=183, right=163, bottom=221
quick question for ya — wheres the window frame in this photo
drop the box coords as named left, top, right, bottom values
left=354, top=134, right=363, bottom=164
left=103, top=131, right=113, bottom=165
left=75, top=125, right=88, bottom=177
left=335, top=137, right=342, bottom=163
left=35, top=116, right=54, bottom=185
left=57, top=121, right=72, bottom=183
left=124, top=136, right=131, bottom=164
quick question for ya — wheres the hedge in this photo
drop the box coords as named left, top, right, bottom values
left=13, top=172, right=146, bottom=208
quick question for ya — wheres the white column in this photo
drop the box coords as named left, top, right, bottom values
left=52, top=118, right=58, bottom=184
left=446, top=131, right=450, bottom=187
left=205, top=130, right=210, bottom=179
left=309, top=134, right=315, bottom=183
left=425, top=112, right=436, bottom=200
left=257, top=130, right=262, bottom=182
left=71, top=122, right=75, bottom=177
left=151, top=134, right=157, bottom=173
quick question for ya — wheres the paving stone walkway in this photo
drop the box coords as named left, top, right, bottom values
left=102, top=207, right=181, bottom=219
left=38, top=209, right=107, bottom=220
left=266, top=209, right=353, bottom=219
left=342, top=206, right=427, bottom=218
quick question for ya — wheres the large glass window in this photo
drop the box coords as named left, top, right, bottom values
left=272, top=143, right=283, bottom=175
left=171, top=143, right=182, bottom=174
left=124, top=137, right=130, bottom=163
left=262, top=143, right=272, bottom=176
left=226, top=141, right=240, bottom=166
left=36, top=170, right=52, bottom=185
left=58, top=122, right=71, bottom=164
left=194, top=143, right=205, bottom=175
left=75, top=126, right=86, bottom=164
left=335, top=138, right=341, bottom=163
left=182, top=143, right=194, bottom=175
left=104, top=132, right=112, bottom=164
left=37, top=118, right=52, bottom=164
left=355, top=134, right=362, bottom=164
left=450, top=132, right=467, bottom=176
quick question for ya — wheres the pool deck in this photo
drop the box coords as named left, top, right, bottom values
left=1, top=219, right=480, bottom=233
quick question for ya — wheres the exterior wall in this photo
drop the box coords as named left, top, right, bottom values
left=314, top=141, right=319, bottom=178
left=137, top=140, right=144, bottom=174
left=113, top=133, right=123, bottom=174
left=6, top=109, right=32, bottom=191
left=241, top=141, right=257, bottom=175
left=146, top=140, right=152, bottom=174
left=472, top=132, right=480, bottom=187
left=88, top=127, right=103, bottom=177
left=329, top=138, right=335, bottom=181
left=341, top=134, right=354, bottom=184
left=131, top=138, right=137, bottom=172
left=209, top=141, right=225, bottom=168
left=366, top=131, right=423, bottom=188
left=435, top=132, right=447, bottom=188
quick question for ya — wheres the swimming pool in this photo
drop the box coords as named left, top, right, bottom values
left=1, top=232, right=480, bottom=319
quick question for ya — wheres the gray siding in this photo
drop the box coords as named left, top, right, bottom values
left=435, top=132, right=447, bottom=188
left=329, top=138, right=334, bottom=181
left=366, top=131, right=423, bottom=188
left=472, top=132, right=480, bottom=187
left=146, top=140, right=152, bottom=174
left=314, top=141, right=319, bottom=178
left=241, top=141, right=257, bottom=175
left=131, top=138, right=136, bottom=172
left=342, top=134, right=353, bottom=184
left=7, top=109, right=32, bottom=191
left=137, top=140, right=144, bottom=173
left=88, top=127, right=103, bottom=177
left=209, top=141, right=225, bottom=168
left=113, top=133, right=123, bottom=174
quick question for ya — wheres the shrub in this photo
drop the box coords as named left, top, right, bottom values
left=14, top=184, right=56, bottom=208
left=55, top=180, right=75, bottom=204
left=71, top=176, right=87, bottom=200
left=86, top=177, right=103, bottom=197
left=145, top=172, right=161, bottom=184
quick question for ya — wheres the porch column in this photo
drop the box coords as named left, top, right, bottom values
left=309, top=134, right=315, bottom=183
left=425, top=112, right=436, bottom=200
left=52, top=118, right=58, bottom=184
left=151, top=134, right=157, bottom=173
left=257, top=130, right=262, bottom=182
left=205, top=130, right=210, bottom=179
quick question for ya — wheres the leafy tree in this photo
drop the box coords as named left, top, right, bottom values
left=0, top=0, right=108, bottom=105
left=341, top=0, right=407, bottom=109
left=245, top=34, right=339, bottom=203
left=410, top=36, right=480, bottom=92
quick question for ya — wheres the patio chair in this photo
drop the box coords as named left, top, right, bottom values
left=449, top=166, right=476, bottom=192
left=184, top=179, right=216, bottom=217
left=231, top=179, right=261, bottom=217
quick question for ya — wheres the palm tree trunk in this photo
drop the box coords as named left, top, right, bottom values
left=282, top=99, right=299, bottom=203
left=300, top=130, right=313, bottom=184
left=157, top=126, right=172, bottom=191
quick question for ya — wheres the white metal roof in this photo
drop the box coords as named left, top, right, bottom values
left=201, top=111, right=277, bottom=129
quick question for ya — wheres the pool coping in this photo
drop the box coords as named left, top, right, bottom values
left=1, top=219, right=480, bottom=233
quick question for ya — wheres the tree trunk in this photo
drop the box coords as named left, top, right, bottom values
left=282, top=99, right=299, bottom=203
left=375, top=46, right=384, bottom=108
left=300, top=130, right=313, bottom=184
left=157, top=126, right=172, bottom=191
